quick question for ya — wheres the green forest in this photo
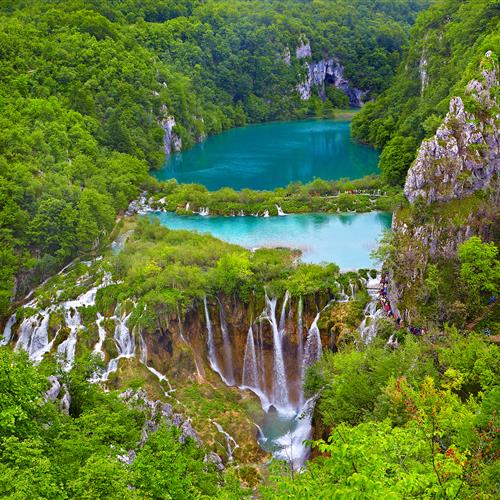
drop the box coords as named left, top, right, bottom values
left=0, top=0, right=499, bottom=498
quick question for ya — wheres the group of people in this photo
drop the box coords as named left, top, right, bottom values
left=378, top=273, right=426, bottom=337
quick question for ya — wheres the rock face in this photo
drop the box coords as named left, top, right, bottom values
left=294, top=37, right=366, bottom=106
left=389, top=52, right=499, bottom=320
left=405, top=51, right=499, bottom=204
left=297, top=57, right=366, bottom=106
left=160, top=104, right=182, bottom=155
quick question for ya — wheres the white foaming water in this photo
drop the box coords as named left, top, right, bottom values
left=263, top=209, right=270, bottom=218
left=211, top=420, right=239, bottom=461
left=98, top=306, right=135, bottom=381
left=359, top=275, right=383, bottom=344
left=242, top=325, right=258, bottom=388
left=275, top=204, right=287, bottom=216
left=93, top=313, right=107, bottom=359
left=302, top=313, right=322, bottom=371
left=57, top=308, right=82, bottom=372
left=203, top=297, right=232, bottom=386
left=261, top=395, right=317, bottom=469
left=1, top=313, right=16, bottom=346
left=8, top=270, right=113, bottom=369
left=263, top=293, right=289, bottom=411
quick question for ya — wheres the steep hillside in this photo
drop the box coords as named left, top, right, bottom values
left=380, top=51, right=499, bottom=327
left=352, top=0, right=499, bottom=185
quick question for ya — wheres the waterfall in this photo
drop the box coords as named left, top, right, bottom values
left=242, top=326, right=258, bottom=388
left=211, top=420, right=239, bottom=462
left=203, top=297, right=232, bottom=386
left=57, top=308, right=82, bottom=372
left=275, top=204, right=287, bottom=216
left=297, top=296, right=304, bottom=397
left=93, top=313, right=107, bottom=359
left=16, top=310, right=51, bottom=363
left=359, top=298, right=384, bottom=344
left=139, top=329, right=174, bottom=392
left=279, top=291, right=290, bottom=334
left=302, top=313, right=322, bottom=371
left=185, top=202, right=190, bottom=211
left=263, top=293, right=289, bottom=410
left=263, top=209, right=270, bottom=218
left=218, top=300, right=235, bottom=385
left=98, top=306, right=135, bottom=381
left=270, top=395, right=318, bottom=469
left=1, top=313, right=16, bottom=346
left=257, top=319, right=265, bottom=389
left=349, top=282, right=355, bottom=299
left=199, top=207, right=209, bottom=216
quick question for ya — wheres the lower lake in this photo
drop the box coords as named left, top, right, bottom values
left=149, top=211, right=392, bottom=269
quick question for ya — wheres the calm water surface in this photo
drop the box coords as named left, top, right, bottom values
left=150, top=211, right=391, bottom=269
left=154, top=120, right=379, bottom=190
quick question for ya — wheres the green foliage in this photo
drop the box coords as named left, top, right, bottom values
left=352, top=0, right=500, bottom=184
left=268, top=328, right=499, bottom=499
left=0, top=348, right=234, bottom=498
left=458, top=236, right=500, bottom=307
left=150, top=175, right=402, bottom=216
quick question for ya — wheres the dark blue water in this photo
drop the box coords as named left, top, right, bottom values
left=154, top=120, right=379, bottom=190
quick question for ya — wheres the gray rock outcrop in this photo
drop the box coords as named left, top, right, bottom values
left=160, top=105, right=182, bottom=156
left=297, top=57, right=366, bottom=106
left=405, top=51, right=499, bottom=204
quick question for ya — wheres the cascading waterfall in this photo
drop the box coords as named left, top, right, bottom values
left=275, top=204, right=287, bottom=216
left=359, top=275, right=383, bottom=344
left=6, top=270, right=113, bottom=369
left=57, top=308, right=82, bottom=372
left=302, top=313, right=322, bottom=371
left=16, top=310, right=51, bottom=363
left=218, top=299, right=235, bottom=385
left=263, top=209, right=270, bottom=218
left=203, top=297, right=232, bottom=386
left=263, top=293, right=289, bottom=411
left=211, top=420, right=239, bottom=462
left=279, top=291, right=290, bottom=334
left=297, top=297, right=304, bottom=394
left=242, top=326, right=259, bottom=388
left=1, top=313, right=16, bottom=346
left=99, top=306, right=135, bottom=381
left=93, top=313, right=107, bottom=359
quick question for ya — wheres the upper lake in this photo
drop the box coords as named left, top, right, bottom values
left=154, top=119, right=380, bottom=190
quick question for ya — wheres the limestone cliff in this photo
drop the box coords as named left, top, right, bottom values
left=389, top=52, right=499, bottom=323
left=160, top=104, right=182, bottom=155
left=405, top=51, right=499, bottom=204
left=295, top=38, right=366, bottom=107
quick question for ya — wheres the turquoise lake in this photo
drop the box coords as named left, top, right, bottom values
left=154, top=120, right=380, bottom=190
left=149, top=212, right=392, bottom=269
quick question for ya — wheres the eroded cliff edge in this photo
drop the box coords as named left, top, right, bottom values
left=388, top=52, right=499, bottom=324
